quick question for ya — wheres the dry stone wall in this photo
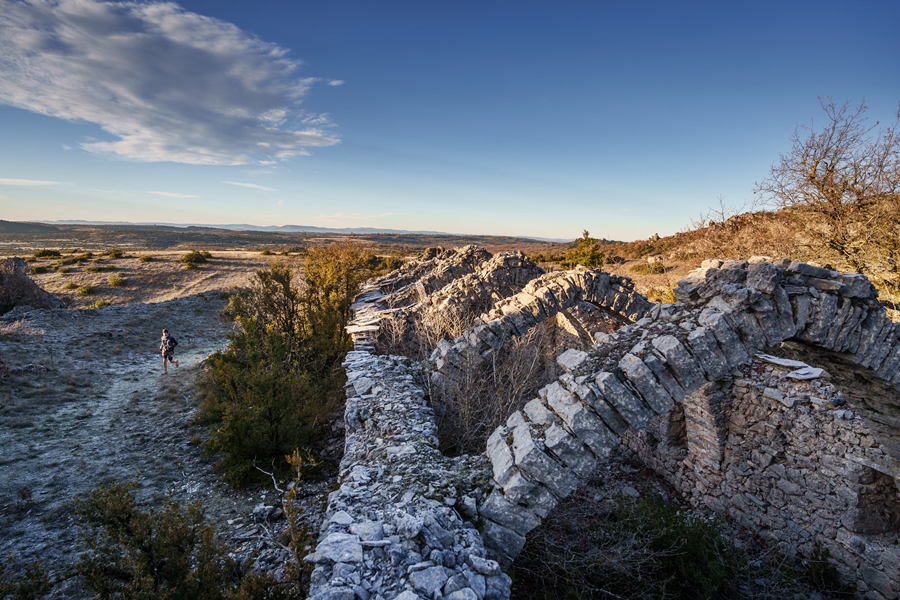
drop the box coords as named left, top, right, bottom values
left=306, top=351, right=511, bottom=600
left=622, top=357, right=900, bottom=598
left=326, top=247, right=900, bottom=599
left=477, top=258, right=900, bottom=569
left=429, top=269, right=651, bottom=388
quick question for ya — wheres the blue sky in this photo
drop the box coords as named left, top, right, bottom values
left=1, top=0, right=898, bottom=241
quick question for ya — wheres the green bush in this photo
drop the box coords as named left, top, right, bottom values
left=561, top=230, right=605, bottom=269
left=84, top=265, right=116, bottom=273
left=63, top=281, right=78, bottom=290
left=108, top=274, right=127, bottom=287
left=75, top=285, right=94, bottom=296
left=374, top=254, right=404, bottom=272
left=200, top=240, right=374, bottom=485
left=510, top=480, right=845, bottom=600
left=85, top=299, right=111, bottom=309
left=74, top=481, right=300, bottom=600
left=0, top=557, right=51, bottom=599
left=28, top=266, right=48, bottom=275
left=513, top=488, right=745, bottom=599
left=102, top=248, right=124, bottom=258
left=56, top=266, right=71, bottom=274
left=32, top=249, right=60, bottom=259
left=137, top=255, right=154, bottom=263
left=180, top=250, right=212, bottom=270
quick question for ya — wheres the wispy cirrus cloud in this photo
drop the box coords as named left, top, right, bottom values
left=223, top=181, right=279, bottom=192
left=327, top=80, right=345, bottom=86
left=0, top=0, right=339, bottom=165
left=0, top=178, right=64, bottom=185
left=147, top=191, right=199, bottom=198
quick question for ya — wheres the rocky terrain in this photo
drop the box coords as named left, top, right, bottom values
left=0, top=263, right=331, bottom=597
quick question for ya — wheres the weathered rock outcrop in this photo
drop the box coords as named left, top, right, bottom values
left=0, top=258, right=64, bottom=315
left=477, top=257, right=900, bottom=585
left=331, top=250, right=900, bottom=600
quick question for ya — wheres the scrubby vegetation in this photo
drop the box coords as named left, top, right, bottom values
left=75, top=285, right=94, bottom=296
left=27, top=266, right=47, bottom=275
left=511, top=473, right=851, bottom=600
left=0, top=558, right=51, bottom=600
left=199, top=240, right=375, bottom=485
left=73, top=481, right=300, bottom=600
left=31, top=249, right=60, bottom=259
left=108, top=274, right=127, bottom=287
left=561, top=230, right=606, bottom=269
left=180, top=250, right=213, bottom=270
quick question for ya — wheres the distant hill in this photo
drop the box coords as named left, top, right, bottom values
left=40, top=220, right=569, bottom=243
left=0, top=220, right=61, bottom=234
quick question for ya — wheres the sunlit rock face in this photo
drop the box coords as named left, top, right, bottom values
left=331, top=248, right=900, bottom=600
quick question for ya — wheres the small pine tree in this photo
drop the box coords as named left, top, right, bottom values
left=562, top=230, right=605, bottom=269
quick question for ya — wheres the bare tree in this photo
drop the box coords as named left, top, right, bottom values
left=755, top=99, right=900, bottom=282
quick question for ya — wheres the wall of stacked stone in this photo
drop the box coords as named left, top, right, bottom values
left=306, top=351, right=512, bottom=600
left=374, top=250, right=547, bottom=356
left=621, top=359, right=900, bottom=599
left=310, top=247, right=548, bottom=600
left=429, top=268, right=652, bottom=386
left=332, top=247, right=900, bottom=598
left=476, top=258, right=900, bottom=579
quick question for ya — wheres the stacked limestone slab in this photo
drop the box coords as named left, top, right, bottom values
left=334, top=248, right=900, bottom=598
left=623, top=358, right=900, bottom=598
left=305, top=352, right=511, bottom=600
left=429, top=269, right=651, bottom=385
left=476, top=257, right=899, bottom=570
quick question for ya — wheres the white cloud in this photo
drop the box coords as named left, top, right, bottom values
left=302, top=113, right=334, bottom=127
left=327, top=80, right=345, bottom=86
left=223, top=181, right=279, bottom=192
left=0, top=178, right=63, bottom=185
left=147, top=190, right=199, bottom=198
left=0, top=0, right=339, bottom=165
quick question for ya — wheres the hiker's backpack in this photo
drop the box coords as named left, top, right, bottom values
left=166, top=336, right=178, bottom=350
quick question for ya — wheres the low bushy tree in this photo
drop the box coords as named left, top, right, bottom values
left=200, top=240, right=374, bottom=485
left=562, top=230, right=605, bottom=269
left=74, top=481, right=298, bottom=600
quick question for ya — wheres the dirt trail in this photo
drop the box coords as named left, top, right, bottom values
left=0, top=294, right=286, bottom=597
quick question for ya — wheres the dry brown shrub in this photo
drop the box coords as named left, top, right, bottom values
left=430, top=326, right=546, bottom=456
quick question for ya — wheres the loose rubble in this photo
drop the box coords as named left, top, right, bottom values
left=305, top=351, right=510, bottom=600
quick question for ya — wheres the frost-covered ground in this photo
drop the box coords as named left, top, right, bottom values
left=0, top=294, right=325, bottom=597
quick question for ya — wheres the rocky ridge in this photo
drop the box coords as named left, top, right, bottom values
left=329, top=248, right=900, bottom=599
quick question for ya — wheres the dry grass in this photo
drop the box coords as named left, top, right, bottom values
left=15, top=250, right=274, bottom=307
left=0, top=320, right=45, bottom=337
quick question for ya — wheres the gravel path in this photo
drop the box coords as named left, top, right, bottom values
left=0, top=293, right=322, bottom=597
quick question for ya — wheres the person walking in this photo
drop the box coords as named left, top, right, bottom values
left=160, top=328, right=180, bottom=374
